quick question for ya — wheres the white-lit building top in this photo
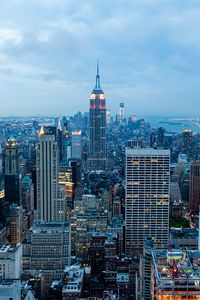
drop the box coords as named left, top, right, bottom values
left=62, top=265, right=84, bottom=295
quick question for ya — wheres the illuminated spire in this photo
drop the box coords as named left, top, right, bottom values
left=95, top=59, right=100, bottom=89
left=38, top=125, right=44, bottom=136
left=57, top=119, right=62, bottom=131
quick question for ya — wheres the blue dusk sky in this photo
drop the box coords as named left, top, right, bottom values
left=0, top=0, right=200, bottom=117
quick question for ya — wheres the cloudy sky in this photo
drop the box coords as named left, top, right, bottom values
left=1, top=0, right=200, bottom=117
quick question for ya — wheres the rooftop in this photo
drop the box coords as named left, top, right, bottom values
left=152, top=249, right=200, bottom=292
left=0, top=279, right=20, bottom=286
left=31, top=221, right=70, bottom=234
left=170, top=227, right=198, bottom=239
left=126, top=147, right=170, bottom=156
left=0, top=243, right=21, bottom=254
left=62, top=265, right=84, bottom=294
left=6, top=136, right=18, bottom=147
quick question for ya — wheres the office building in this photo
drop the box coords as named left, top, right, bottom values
left=125, top=148, right=170, bottom=256
left=107, top=217, right=124, bottom=256
left=151, top=249, right=200, bottom=299
left=59, top=167, right=74, bottom=209
left=55, top=186, right=66, bottom=222
left=75, top=194, right=97, bottom=213
left=69, top=159, right=81, bottom=186
left=0, top=244, right=22, bottom=279
left=8, top=204, right=23, bottom=244
left=4, top=136, right=20, bottom=205
left=189, top=161, right=200, bottom=215
left=157, top=127, right=165, bottom=147
left=74, top=211, right=108, bottom=258
left=0, top=175, right=5, bottom=225
left=88, top=63, right=107, bottom=171
left=57, top=120, right=64, bottom=162
left=21, top=175, right=34, bottom=213
left=139, top=237, right=154, bottom=300
left=36, top=126, right=58, bottom=222
left=182, top=128, right=192, bottom=157
left=71, top=130, right=82, bottom=160
left=89, top=233, right=117, bottom=297
left=23, top=221, right=71, bottom=281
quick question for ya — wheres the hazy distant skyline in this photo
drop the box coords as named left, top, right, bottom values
left=1, top=0, right=200, bottom=116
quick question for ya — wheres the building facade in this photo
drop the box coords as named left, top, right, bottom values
left=8, top=204, right=23, bottom=244
left=36, top=126, right=58, bottom=222
left=0, top=244, right=22, bottom=279
left=71, top=130, right=82, bottom=160
left=4, top=137, right=20, bottom=205
left=189, top=161, right=200, bottom=214
left=125, top=148, right=170, bottom=256
left=23, top=221, right=71, bottom=281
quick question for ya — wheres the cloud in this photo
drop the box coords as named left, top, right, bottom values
left=0, top=0, right=200, bottom=116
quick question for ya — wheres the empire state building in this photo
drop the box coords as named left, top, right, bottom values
left=88, top=63, right=107, bottom=171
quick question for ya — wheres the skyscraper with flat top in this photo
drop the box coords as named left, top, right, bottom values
left=125, top=147, right=170, bottom=256
left=88, top=63, right=107, bottom=171
left=36, top=126, right=58, bottom=222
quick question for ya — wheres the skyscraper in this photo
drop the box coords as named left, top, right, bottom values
left=71, top=130, right=82, bottom=160
left=8, top=204, right=23, bottom=244
left=189, top=161, right=200, bottom=214
left=36, top=126, right=58, bottom=222
left=125, top=147, right=170, bottom=256
left=182, top=128, right=192, bottom=157
left=119, top=102, right=125, bottom=123
left=4, top=137, right=20, bottom=205
left=57, top=119, right=64, bottom=162
left=88, top=63, right=107, bottom=171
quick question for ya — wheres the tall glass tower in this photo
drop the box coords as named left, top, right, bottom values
left=88, top=63, right=107, bottom=171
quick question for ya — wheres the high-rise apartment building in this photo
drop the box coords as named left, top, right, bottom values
left=36, top=126, right=58, bottom=222
left=4, top=137, right=20, bottom=205
left=88, top=63, right=107, bottom=171
left=125, top=148, right=170, bottom=256
left=189, top=161, right=200, bottom=214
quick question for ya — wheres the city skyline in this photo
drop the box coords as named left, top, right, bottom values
left=1, top=1, right=200, bottom=116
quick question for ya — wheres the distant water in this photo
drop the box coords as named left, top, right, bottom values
left=144, top=116, right=200, bottom=134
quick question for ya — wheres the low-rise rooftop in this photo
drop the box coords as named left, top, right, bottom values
left=152, top=249, right=200, bottom=296
left=0, top=243, right=21, bottom=254
left=62, top=265, right=84, bottom=295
